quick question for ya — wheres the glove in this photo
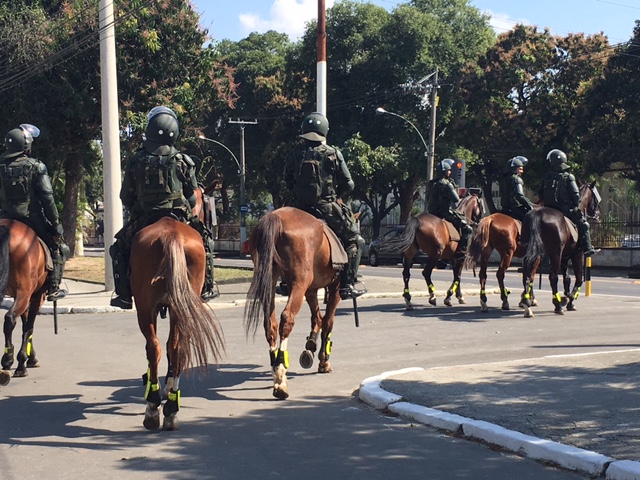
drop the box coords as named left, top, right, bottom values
left=53, top=223, right=64, bottom=236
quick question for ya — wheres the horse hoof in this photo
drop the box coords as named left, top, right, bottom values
left=272, top=387, right=289, bottom=400
left=162, top=414, right=180, bottom=431
left=481, top=302, right=488, bottom=313
left=554, top=308, right=564, bottom=315
left=0, top=370, right=10, bottom=386
left=304, top=339, right=317, bottom=352
left=531, top=300, right=538, bottom=307
left=143, top=413, right=160, bottom=431
left=27, top=358, right=40, bottom=368
left=444, top=298, right=452, bottom=307
left=404, top=302, right=414, bottom=311
left=458, top=297, right=465, bottom=305
left=502, top=303, right=510, bottom=311
left=524, top=308, right=534, bottom=318
left=560, top=297, right=568, bottom=307
left=567, top=304, right=576, bottom=312
left=12, top=368, right=27, bottom=378
left=299, top=350, right=314, bottom=369
left=318, top=363, right=332, bottom=374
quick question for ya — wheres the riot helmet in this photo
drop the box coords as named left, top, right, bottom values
left=507, top=155, right=528, bottom=171
left=300, top=112, right=329, bottom=142
left=1, top=124, right=40, bottom=159
left=144, top=106, right=179, bottom=154
left=546, top=149, right=569, bottom=171
left=435, top=158, right=455, bottom=177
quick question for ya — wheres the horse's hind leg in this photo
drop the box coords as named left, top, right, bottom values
left=300, top=291, right=322, bottom=370
left=317, top=283, right=339, bottom=374
left=139, top=317, right=162, bottom=430
left=478, top=251, right=490, bottom=312
left=566, top=255, right=584, bottom=312
left=14, top=309, right=38, bottom=378
left=2, top=311, right=17, bottom=370
left=422, top=259, right=439, bottom=307
left=549, top=257, right=564, bottom=315
left=497, top=251, right=514, bottom=311
left=401, top=255, right=414, bottom=310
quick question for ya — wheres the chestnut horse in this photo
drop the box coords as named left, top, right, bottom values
left=244, top=207, right=343, bottom=400
left=0, top=219, right=49, bottom=382
left=466, top=212, right=540, bottom=312
left=520, top=182, right=601, bottom=317
left=129, top=184, right=224, bottom=430
left=380, top=192, right=484, bottom=310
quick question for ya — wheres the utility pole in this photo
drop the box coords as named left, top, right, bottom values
left=426, top=67, right=438, bottom=182
left=317, top=0, right=327, bottom=116
left=99, top=0, right=122, bottom=290
left=228, top=119, right=257, bottom=256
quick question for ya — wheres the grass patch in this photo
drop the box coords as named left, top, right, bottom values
left=64, top=255, right=253, bottom=284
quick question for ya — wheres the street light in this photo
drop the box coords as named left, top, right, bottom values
left=198, top=135, right=245, bottom=257
left=375, top=107, right=432, bottom=180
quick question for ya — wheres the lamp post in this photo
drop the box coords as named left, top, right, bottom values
left=198, top=135, right=244, bottom=257
left=375, top=107, right=432, bottom=181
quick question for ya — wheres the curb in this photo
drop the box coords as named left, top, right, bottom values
left=359, top=368, right=640, bottom=479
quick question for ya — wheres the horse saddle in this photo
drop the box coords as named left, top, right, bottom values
left=37, top=237, right=54, bottom=272
left=442, top=220, right=460, bottom=242
left=564, top=217, right=579, bottom=244
left=322, top=224, right=348, bottom=270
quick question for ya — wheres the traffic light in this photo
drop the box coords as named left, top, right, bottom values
left=451, top=159, right=465, bottom=188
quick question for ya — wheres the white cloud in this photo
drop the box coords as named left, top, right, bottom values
left=483, top=10, right=531, bottom=34
left=239, top=0, right=336, bottom=40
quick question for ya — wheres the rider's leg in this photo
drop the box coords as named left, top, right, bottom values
left=576, top=216, right=596, bottom=256
left=46, top=241, right=69, bottom=301
left=109, top=234, right=133, bottom=309
left=201, top=226, right=219, bottom=301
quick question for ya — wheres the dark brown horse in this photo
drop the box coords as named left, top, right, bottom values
left=466, top=212, right=540, bottom=312
left=380, top=192, right=484, bottom=310
left=129, top=186, right=224, bottom=430
left=520, top=182, right=601, bottom=317
left=0, top=219, right=49, bottom=382
left=244, top=207, right=343, bottom=400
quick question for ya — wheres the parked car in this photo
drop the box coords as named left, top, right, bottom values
left=621, top=234, right=640, bottom=248
left=367, top=227, right=429, bottom=266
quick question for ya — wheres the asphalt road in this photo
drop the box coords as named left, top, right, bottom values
left=2, top=280, right=639, bottom=479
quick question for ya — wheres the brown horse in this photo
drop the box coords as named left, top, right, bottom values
left=0, top=219, right=49, bottom=381
left=380, top=192, right=485, bottom=310
left=129, top=187, right=224, bottom=431
left=244, top=207, right=343, bottom=400
left=466, top=212, right=540, bottom=312
left=520, top=182, right=601, bottom=317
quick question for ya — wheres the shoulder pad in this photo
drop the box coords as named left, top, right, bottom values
left=567, top=173, right=576, bottom=182
left=33, top=160, right=48, bottom=175
left=178, top=153, right=195, bottom=167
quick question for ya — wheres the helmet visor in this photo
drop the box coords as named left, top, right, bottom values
left=19, top=124, right=40, bottom=139
left=147, top=106, right=177, bottom=121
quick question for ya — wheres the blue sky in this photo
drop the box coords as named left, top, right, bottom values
left=192, top=0, right=638, bottom=46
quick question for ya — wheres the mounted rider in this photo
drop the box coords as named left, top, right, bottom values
left=0, top=124, right=69, bottom=301
left=284, top=112, right=366, bottom=300
left=109, top=106, right=218, bottom=309
left=540, top=149, right=597, bottom=257
left=426, top=159, right=472, bottom=260
left=499, top=155, right=533, bottom=222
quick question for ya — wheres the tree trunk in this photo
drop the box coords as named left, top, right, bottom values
left=62, top=155, right=83, bottom=257
left=397, top=173, right=420, bottom=224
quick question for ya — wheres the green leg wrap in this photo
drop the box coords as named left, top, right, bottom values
left=163, top=389, right=181, bottom=415
left=145, top=381, right=162, bottom=407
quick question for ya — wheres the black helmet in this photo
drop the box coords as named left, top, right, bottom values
left=1, top=124, right=40, bottom=159
left=300, top=112, right=329, bottom=141
left=546, top=149, right=569, bottom=170
left=435, top=158, right=454, bottom=176
left=144, top=106, right=179, bottom=154
left=507, top=155, right=528, bottom=171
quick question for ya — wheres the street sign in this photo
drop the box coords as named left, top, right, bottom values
left=240, top=205, right=249, bottom=213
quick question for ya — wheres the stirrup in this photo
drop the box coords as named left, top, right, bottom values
left=46, top=288, right=68, bottom=301
left=339, top=282, right=367, bottom=300
left=110, top=295, right=133, bottom=310
left=201, top=282, right=220, bottom=302
left=584, top=247, right=599, bottom=257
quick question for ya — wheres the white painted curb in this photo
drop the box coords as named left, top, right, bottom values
left=359, top=368, right=640, bottom=479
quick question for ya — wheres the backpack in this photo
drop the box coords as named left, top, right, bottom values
left=134, top=152, right=184, bottom=211
left=0, top=157, right=36, bottom=216
left=294, top=145, right=336, bottom=206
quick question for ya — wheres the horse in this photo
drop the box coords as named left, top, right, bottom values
left=129, top=184, right=224, bottom=431
left=379, top=191, right=485, bottom=310
left=520, top=181, right=601, bottom=317
left=0, top=219, right=49, bottom=381
left=466, top=211, right=541, bottom=312
left=244, top=206, right=344, bottom=400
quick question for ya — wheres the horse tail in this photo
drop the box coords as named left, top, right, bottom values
left=466, top=216, right=491, bottom=269
left=378, top=216, right=420, bottom=255
left=244, top=212, right=283, bottom=337
left=0, top=226, right=9, bottom=297
left=154, top=232, right=225, bottom=371
left=523, top=211, right=545, bottom=269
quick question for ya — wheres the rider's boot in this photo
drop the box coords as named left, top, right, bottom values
left=578, top=221, right=598, bottom=257
left=454, top=225, right=473, bottom=261
left=109, top=244, right=133, bottom=309
left=46, top=245, right=68, bottom=301
left=200, top=228, right=220, bottom=301
left=339, top=237, right=367, bottom=300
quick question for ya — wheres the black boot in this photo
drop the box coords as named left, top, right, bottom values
left=339, top=239, right=367, bottom=300
left=109, top=244, right=132, bottom=309
left=47, top=246, right=67, bottom=301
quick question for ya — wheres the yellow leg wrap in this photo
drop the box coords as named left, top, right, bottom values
left=503, top=288, right=510, bottom=296
left=452, top=281, right=459, bottom=293
left=26, top=340, right=32, bottom=358
left=554, top=292, right=562, bottom=302
left=325, top=339, right=332, bottom=356
left=403, top=288, right=410, bottom=294
left=167, top=389, right=181, bottom=410
left=428, top=284, right=436, bottom=293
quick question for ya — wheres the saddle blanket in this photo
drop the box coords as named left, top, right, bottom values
left=322, top=224, right=348, bottom=270
left=443, top=220, right=460, bottom=242
left=38, top=237, right=53, bottom=271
